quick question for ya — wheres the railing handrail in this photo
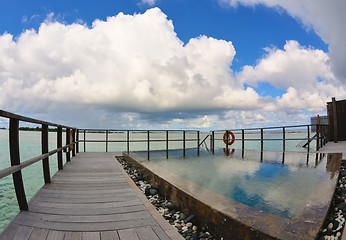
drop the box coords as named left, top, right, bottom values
left=0, top=109, right=75, bottom=129
left=212, top=123, right=329, bottom=132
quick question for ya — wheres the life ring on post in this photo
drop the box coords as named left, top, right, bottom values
left=223, top=130, right=235, bottom=146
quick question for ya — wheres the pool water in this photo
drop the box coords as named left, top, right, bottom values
left=141, top=148, right=339, bottom=218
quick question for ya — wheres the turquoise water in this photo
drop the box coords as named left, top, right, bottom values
left=144, top=149, right=336, bottom=218
left=0, top=130, right=65, bottom=232
left=0, top=129, right=317, bottom=232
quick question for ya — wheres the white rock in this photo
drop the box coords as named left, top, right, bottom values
left=328, top=222, right=333, bottom=230
left=192, top=226, right=198, bottom=231
left=186, top=222, right=193, bottom=228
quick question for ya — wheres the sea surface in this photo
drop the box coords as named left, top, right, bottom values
left=0, top=129, right=316, bottom=232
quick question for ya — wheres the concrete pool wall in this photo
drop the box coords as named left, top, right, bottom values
left=123, top=152, right=341, bottom=240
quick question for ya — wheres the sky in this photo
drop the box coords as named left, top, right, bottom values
left=0, top=0, right=345, bottom=130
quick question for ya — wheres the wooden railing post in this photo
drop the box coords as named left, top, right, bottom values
left=72, top=129, right=76, bottom=157
left=242, top=130, right=245, bottom=158
left=66, top=128, right=71, bottom=162
left=76, top=129, right=79, bottom=153
left=42, top=124, right=50, bottom=183
left=57, top=126, right=63, bottom=170
left=9, top=118, right=28, bottom=211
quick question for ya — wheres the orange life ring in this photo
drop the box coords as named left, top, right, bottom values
left=223, top=131, right=235, bottom=145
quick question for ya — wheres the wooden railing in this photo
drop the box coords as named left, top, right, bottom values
left=0, top=110, right=77, bottom=211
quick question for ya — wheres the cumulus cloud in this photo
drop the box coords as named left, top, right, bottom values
left=0, top=7, right=343, bottom=129
left=237, top=40, right=346, bottom=113
left=219, top=0, right=346, bottom=83
left=0, top=8, right=264, bottom=117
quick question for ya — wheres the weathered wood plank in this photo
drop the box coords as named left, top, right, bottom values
left=28, top=228, right=48, bottom=240
left=13, top=214, right=156, bottom=232
left=12, top=226, right=33, bottom=240
left=151, top=225, right=171, bottom=240
left=34, top=195, right=136, bottom=204
left=17, top=210, right=151, bottom=223
left=100, top=231, right=119, bottom=240
left=29, top=205, right=146, bottom=216
left=135, top=226, right=160, bottom=240
left=0, top=223, right=20, bottom=240
left=82, top=232, right=100, bottom=240
left=118, top=229, right=140, bottom=240
left=46, top=230, right=65, bottom=240
left=64, top=232, right=82, bottom=240
left=29, top=199, right=142, bottom=209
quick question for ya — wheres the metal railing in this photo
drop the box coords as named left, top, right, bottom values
left=209, top=124, right=329, bottom=156
left=78, top=129, right=201, bottom=160
left=0, top=110, right=77, bottom=211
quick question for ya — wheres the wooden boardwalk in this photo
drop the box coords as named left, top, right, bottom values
left=0, top=153, right=183, bottom=240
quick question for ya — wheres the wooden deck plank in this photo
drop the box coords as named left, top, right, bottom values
left=0, top=223, right=20, bottom=240
left=46, top=230, right=65, bottom=240
left=1, top=153, right=183, bottom=240
left=28, top=205, right=146, bottom=216
left=118, top=229, right=140, bottom=240
left=135, top=226, right=160, bottom=240
left=28, top=228, right=48, bottom=240
left=12, top=226, right=33, bottom=240
left=82, top=232, right=100, bottom=240
left=17, top=210, right=151, bottom=223
left=64, top=232, right=82, bottom=240
left=100, top=231, right=119, bottom=240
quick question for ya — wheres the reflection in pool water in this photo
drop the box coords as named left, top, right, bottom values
left=136, top=148, right=338, bottom=218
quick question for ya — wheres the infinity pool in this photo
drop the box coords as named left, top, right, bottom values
left=134, top=148, right=340, bottom=219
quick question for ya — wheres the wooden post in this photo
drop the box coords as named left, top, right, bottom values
left=307, top=125, right=310, bottom=152
left=72, top=129, right=76, bottom=157
left=42, top=124, right=50, bottom=183
left=66, top=128, right=71, bottom=162
left=76, top=129, right=79, bottom=153
left=57, top=127, right=63, bottom=170
left=332, top=97, right=338, bottom=143
left=9, top=119, right=28, bottom=211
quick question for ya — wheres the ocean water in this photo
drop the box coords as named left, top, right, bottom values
left=0, top=129, right=316, bottom=232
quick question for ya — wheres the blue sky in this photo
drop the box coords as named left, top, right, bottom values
left=0, top=0, right=345, bottom=129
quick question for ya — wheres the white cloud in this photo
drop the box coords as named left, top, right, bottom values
left=141, top=0, right=157, bottom=6
left=0, top=8, right=263, bottom=118
left=0, top=7, right=343, bottom=129
left=237, top=40, right=346, bottom=113
left=219, top=0, right=346, bottom=83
